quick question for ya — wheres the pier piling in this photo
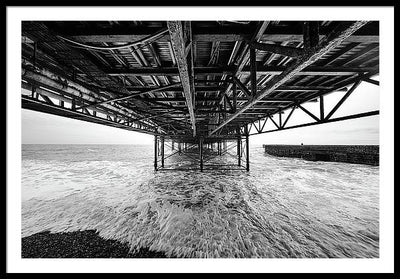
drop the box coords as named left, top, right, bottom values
left=154, top=135, right=158, bottom=171
left=245, top=127, right=250, bottom=172
left=161, top=137, right=165, bottom=168
left=237, top=136, right=241, bottom=167
left=199, top=138, right=204, bottom=172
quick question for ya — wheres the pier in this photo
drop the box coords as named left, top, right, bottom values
left=21, top=21, right=379, bottom=171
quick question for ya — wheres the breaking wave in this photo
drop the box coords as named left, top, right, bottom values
left=21, top=144, right=379, bottom=258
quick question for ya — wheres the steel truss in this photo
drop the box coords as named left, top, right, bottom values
left=21, top=65, right=184, bottom=136
left=245, top=78, right=379, bottom=136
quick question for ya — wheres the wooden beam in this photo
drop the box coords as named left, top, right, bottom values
left=147, top=43, right=162, bottom=66
left=245, top=66, right=372, bottom=76
left=261, top=34, right=377, bottom=43
left=250, top=47, right=257, bottom=96
left=209, top=21, right=369, bottom=136
left=78, top=83, right=181, bottom=109
left=196, top=105, right=285, bottom=111
left=125, top=85, right=225, bottom=92
left=341, top=43, right=379, bottom=66
left=167, top=21, right=196, bottom=136
left=106, top=65, right=375, bottom=76
left=320, top=42, right=359, bottom=66
left=237, top=22, right=269, bottom=74
left=216, top=21, right=270, bottom=112
left=303, top=21, right=320, bottom=49
left=69, top=33, right=378, bottom=44
left=275, top=86, right=348, bottom=92
left=124, top=85, right=347, bottom=92
left=208, top=41, right=220, bottom=66
left=138, top=97, right=296, bottom=102
left=50, top=21, right=376, bottom=47
left=249, top=41, right=304, bottom=57
left=104, top=43, right=128, bottom=67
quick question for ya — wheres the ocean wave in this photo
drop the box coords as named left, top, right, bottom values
left=22, top=145, right=379, bottom=258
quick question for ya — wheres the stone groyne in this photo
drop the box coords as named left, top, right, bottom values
left=263, top=145, right=379, bottom=166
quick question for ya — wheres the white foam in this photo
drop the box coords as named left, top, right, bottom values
left=21, top=145, right=379, bottom=257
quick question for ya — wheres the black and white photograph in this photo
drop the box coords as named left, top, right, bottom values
left=6, top=5, right=395, bottom=274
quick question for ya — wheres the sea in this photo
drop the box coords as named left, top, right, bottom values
left=21, top=144, right=379, bottom=258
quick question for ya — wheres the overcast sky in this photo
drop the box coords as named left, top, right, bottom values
left=21, top=80, right=379, bottom=145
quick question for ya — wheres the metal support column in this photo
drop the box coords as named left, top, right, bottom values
left=199, top=138, right=204, bottom=172
left=31, top=86, right=36, bottom=99
left=154, top=135, right=158, bottom=171
left=178, top=142, right=182, bottom=154
left=237, top=135, right=241, bottom=167
left=320, top=95, right=325, bottom=121
left=161, top=136, right=165, bottom=168
left=172, top=140, right=175, bottom=151
left=245, top=127, right=250, bottom=171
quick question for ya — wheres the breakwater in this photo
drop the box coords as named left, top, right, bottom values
left=263, top=145, right=379, bottom=166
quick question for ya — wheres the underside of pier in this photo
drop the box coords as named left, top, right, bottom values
left=21, top=20, right=379, bottom=171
